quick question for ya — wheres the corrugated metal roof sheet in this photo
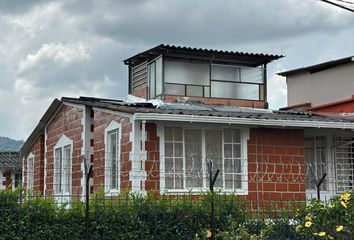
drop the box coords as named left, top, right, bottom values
left=124, top=44, right=283, bottom=67
left=0, top=152, right=21, bottom=171
left=278, top=56, right=354, bottom=76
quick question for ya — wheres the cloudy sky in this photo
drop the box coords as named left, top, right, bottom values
left=0, top=0, right=354, bottom=141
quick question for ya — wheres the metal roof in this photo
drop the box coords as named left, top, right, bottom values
left=124, top=44, right=283, bottom=67
left=67, top=97, right=354, bottom=124
left=278, top=56, right=354, bottom=77
left=22, top=96, right=354, bottom=158
left=0, top=152, right=21, bottom=172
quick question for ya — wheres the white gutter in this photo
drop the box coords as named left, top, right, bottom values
left=133, top=113, right=354, bottom=129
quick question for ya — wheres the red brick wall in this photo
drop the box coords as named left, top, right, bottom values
left=93, top=111, right=132, bottom=192
left=164, top=95, right=266, bottom=108
left=247, top=128, right=306, bottom=202
left=131, top=87, right=147, bottom=99
left=23, top=135, right=45, bottom=194
left=45, top=105, right=84, bottom=196
left=144, top=123, right=160, bottom=192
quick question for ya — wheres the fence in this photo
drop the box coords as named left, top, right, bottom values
left=17, top=151, right=353, bottom=239
left=1, top=190, right=310, bottom=240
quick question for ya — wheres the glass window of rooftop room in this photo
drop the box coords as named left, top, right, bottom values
left=164, top=60, right=209, bottom=86
left=155, top=57, right=163, bottom=96
left=148, top=61, right=156, bottom=98
left=165, top=84, right=185, bottom=96
left=240, top=67, right=263, bottom=83
left=211, top=82, right=259, bottom=100
left=148, top=57, right=163, bottom=98
left=211, top=64, right=240, bottom=82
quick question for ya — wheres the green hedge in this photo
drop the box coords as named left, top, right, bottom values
left=1, top=189, right=352, bottom=239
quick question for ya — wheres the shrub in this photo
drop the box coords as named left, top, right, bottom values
left=295, top=191, right=353, bottom=240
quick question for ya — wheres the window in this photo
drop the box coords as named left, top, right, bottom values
left=148, top=56, right=163, bottom=98
left=334, top=136, right=354, bottom=193
left=27, top=154, right=34, bottom=190
left=53, top=135, right=72, bottom=196
left=105, top=121, right=121, bottom=193
left=14, top=173, right=22, bottom=188
left=163, top=126, right=247, bottom=192
left=305, top=136, right=328, bottom=191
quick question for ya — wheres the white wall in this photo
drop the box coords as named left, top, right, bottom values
left=287, top=62, right=354, bottom=107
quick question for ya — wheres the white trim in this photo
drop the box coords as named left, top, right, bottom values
left=104, top=120, right=122, bottom=195
left=134, top=113, right=354, bottom=129
left=92, top=107, right=133, bottom=118
left=159, top=123, right=249, bottom=194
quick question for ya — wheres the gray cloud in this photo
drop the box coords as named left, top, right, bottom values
left=1, top=0, right=354, bottom=140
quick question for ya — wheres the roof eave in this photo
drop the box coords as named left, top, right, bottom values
left=133, top=113, right=354, bottom=130
left=20, top=99, right=62, bottom=157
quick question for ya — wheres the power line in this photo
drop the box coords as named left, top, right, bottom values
left=319, top=0, right=354, bottom=12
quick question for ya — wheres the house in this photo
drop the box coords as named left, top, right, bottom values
left=20, top=45, right=354, bottom=203
left=0, top=151, right=22, bottom=190
left=278, top=56, right=354, bottom=114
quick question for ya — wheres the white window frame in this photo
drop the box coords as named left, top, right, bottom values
left=53, top=135, right=73, bottom=199
left=159, top=123, right=249, bottom=194
left=27, top=153, right=34, bottom=191
left=104, top=121, right=121, bottom=196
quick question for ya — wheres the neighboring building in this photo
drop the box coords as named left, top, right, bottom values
left=20, top=45, right=354, bottom=202
left=0, top=152, right=22, bottom=190
left=278, top=56, right=354, bottom=112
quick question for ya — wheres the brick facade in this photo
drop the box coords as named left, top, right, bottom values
left=23, top=135, right=45, bottom=194
left=45, top=105, right=84, bottom=196
left=131, top=87, right=147, bottom=99
left=144, top=123, right=160, bottom=193
left=93, top=111, right=132, bottom=192
left=247, top=128, right=306, bottom=201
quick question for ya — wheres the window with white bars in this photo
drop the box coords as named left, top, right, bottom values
left=54, top=145, right=72, bottom=195
left=53, top=135, right=72, bottom=196
left=164, top=127, right=246, bottom=192
left=104, top=121, right=121, bottom=194
left=334, top=136, right=354, bottom=193
left=304, top=136, right=328, bottom=191
left=27, top=156, right=34, bottom=190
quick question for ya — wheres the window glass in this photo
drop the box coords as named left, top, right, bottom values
left=185, top=129, right=203, bottom=188
left=211, top=82, right=259, bottom=100
left=54, top=148, right=62, bottom=194
left=164, top=84, right=185, bottom=95
left=334, top=136, right=354, bottom=193
left=206, top=130, right=223, bottom=188
left=63, top=145, right=71, bottom=193
left=27, top=157, right=34, bottom=190
left=164, top=127, right=184, bottom=189
left=223, top=129, right=242, bottom=190
left=165, top=60, right=209, bottom=86
left=211, top=64, right=240, bottom=82
left=164, top=127, right=244, bottom=191
left=108, top=129, right=119, bottom=190
left=155, top=57, right=163, bottom=96
left=305, top=136, right=327, bottom=191
left=186, top=85, right=203, bottom=97
left=240, top=67, right=263, bottom=83
left=148, top=62, right=156, bottom=98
